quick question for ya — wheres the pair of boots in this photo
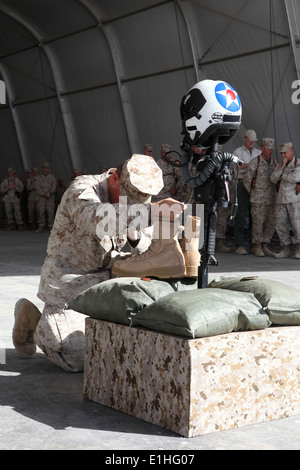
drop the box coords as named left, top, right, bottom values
left=275, top=244, right=300, bottom=259
left=112, top=215, right=201, bottom=279
left=251, top=243, right=275, bottom=257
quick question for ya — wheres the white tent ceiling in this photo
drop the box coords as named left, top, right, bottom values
left=0, top=0, right=300, bottom=183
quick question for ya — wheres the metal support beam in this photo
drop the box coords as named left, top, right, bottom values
left=0, top=64, right=30, bottom=170
left=78, top=0, right=142, bottom=154
left=284, top=0, right=300, bottom=80
left=175, top=0, right=204, bottom=82
left=42, top=42, right=81, bottom=168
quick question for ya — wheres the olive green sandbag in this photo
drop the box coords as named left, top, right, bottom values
left=208, top=276, right=300, bottom=325
left=132, top=288, right=270, bottom=338
left=66, top=277, right=197, bottom=325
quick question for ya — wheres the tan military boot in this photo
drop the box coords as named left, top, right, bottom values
left=182, top=215, right=201, bottom=277
left=12, top=299, right=41, bottom=358
left=251, top=244, right=265, bottom=257
left=112, top=219, right=186, bottom=279
left=235, top=246, right=248, bottom=255
left=262, top=243, right=275, bottom=257
left=294, top=244, right=300, bottom=259
left=274, top=245, right=291, bottom=258
left=216, top=238, right=230, bottom=253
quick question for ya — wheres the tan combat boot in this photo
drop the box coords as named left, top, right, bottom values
left=112, top=219, right=186, bottom=279
left=262, top=243, right=275, bottom=257
left=251, top=244, right=265, bottom=257
left=12, top=298, right=42, bottom=358
left=216, top=238, right=230, bottom=253
left=294, top=244, right=300, bottom=259
left=182, top=215, right=201, bottom=277
left=235, top=246, right=248, bottom=255
left=274, top=245, right=291, bottom=258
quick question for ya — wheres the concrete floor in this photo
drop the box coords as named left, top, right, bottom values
left=0, top=230, right=300, bottom=450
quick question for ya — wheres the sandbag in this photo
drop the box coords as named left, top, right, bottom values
left=66, top=276, right=197, bottom=325
left=208, top=276, right=300, bottom=325
left=132, top=287, right=270, bottom=338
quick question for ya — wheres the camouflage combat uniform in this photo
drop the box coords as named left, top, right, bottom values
left=152, top=158, right=181, bottom=202
left=34, top=155, right=163, bottom=372
left=175, top=162, right=196, bottom=204
left=270, top=155, right=300, bottom=246
left=0, top=171, right=24, bottom=227
left=243, top=155, right=277, bottom=245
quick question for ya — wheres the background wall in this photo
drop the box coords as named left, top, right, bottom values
left=0, top=0, right=299, bottom=183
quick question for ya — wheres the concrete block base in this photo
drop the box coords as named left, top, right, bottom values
left=83, top=319, right=300, bottom=437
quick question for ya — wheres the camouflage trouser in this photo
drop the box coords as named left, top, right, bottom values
left=251, top=203, right=276, bottom=244
left=4, top=199, right=23, bottom=225
left=27, top=199, right=38, bottom=224
left=276, top=202, right=300, bottom=245
left=37, top=196, right=55, bottom=229
left=34, top=268, right=111, bottom=372
left=216, top=206, right=230, bottom=239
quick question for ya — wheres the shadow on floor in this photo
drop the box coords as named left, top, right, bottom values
left=0, top=349, right=176, bottom=437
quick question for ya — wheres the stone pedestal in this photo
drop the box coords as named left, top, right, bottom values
left=83, top=319, right=300, bottom=437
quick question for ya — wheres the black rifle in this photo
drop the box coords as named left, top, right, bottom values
left=165, top=136, right=241, bottom=288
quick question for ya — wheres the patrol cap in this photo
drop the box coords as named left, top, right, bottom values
left=144, top=144, right=153, bottom=151
left=161, top=144, right=171, bottom=153
left=280, top=142, right=293, bottom=153
left=7, top=167, right=13, bottom=172
left=120, top=154, right=163, bottom=204
left=32, top=167, right=38, bottom=172
left=261, top=137, right=275, bottom=150
left=43, top=162, right=50, bottom=168
left=245, top=129, right=257, bottom=141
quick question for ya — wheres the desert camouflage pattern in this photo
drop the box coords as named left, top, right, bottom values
left=270, top=156, right=300, bottom=245
left=0, top=176, right=24, bottom=225
left=280, top=142, right=293, bottom=153
left=243, top=155, right=277, bottom=203
left=26, top=173, right=39, bottom=225
left=250, top=203, right=276, bottom=244
left=243, top=155, right=277, bottom=244
left=37, top=172, right=155, bottom=308
left=84, top=319, right=300, bottom=437
left=35, top=172, right=57, bottom=229
left=175, top=162, right=196, bottom=204
left=270, top=156, right=300, bottom=203
left=216, top=178, right=235, bottom=239
left=275, top=203, right=300, bottom=245
left=120, top=154, right=163, bottom=204
left=35, top=167, right=158, bottom=371
left=34, top=305, right=88, bottom=372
